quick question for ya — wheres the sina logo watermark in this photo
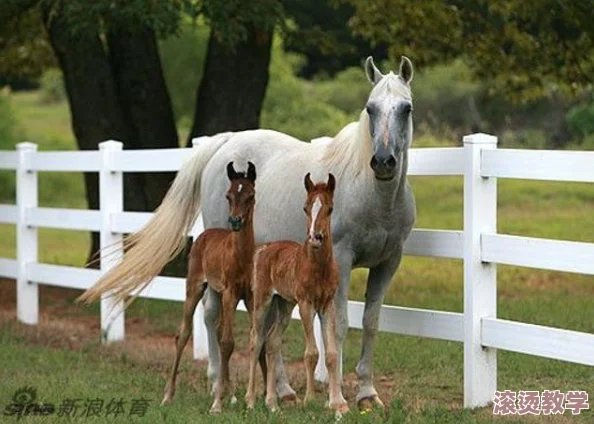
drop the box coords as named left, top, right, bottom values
left=4, top=386, right=55, bottom=419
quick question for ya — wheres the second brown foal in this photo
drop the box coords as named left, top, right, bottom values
left=246, top=173, right=349, bottom=416
left=162, top=161, right=265, bottom=413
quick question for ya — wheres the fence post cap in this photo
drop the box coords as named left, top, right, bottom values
left=16, top=142, right=37, bottom=151
left=99, top=140, right=123, bottom=150
left=463, top=133, right=498, bottom=145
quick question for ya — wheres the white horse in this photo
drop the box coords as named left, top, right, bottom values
left=81, top=56, right=416, bottom=409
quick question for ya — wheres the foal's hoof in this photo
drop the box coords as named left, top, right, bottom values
left=357, top=395, right=384, bottom=411
left=209, top=402, right=222, bottom=414
left=280, top=393, right=301, bottom=407
left=160, top=391, right=173, bottom=406
left=245, top=393, right=256, bottom=409
left=332, top=402, right=350, bottom=417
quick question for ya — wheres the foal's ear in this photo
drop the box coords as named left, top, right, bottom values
left=247, top=161, right=256, bottom=182
left=327, top=173, right=336, bottom=194
left=304, top=172, right=315, bottom=193
left=365, top=56, right=384, bottom=85
left=226, top=161, right=237, bottom=181
left=399, top=56, right=414, bottom=84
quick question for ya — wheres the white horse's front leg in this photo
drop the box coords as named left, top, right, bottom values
left=315, top=253, right=351, bottom=383
left=203, top=287, right=222, bottom=395
left=356, top=252, right=402, bottom=408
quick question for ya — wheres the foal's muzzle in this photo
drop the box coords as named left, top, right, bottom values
left=370, top=153, right=397, bottom=181
left=308, top=232, right=324, bottom=248
left=228, top=216, right=243, bottom=231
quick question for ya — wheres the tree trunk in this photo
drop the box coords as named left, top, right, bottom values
left=42, top=7, right=130, bottom=267
left=107, top=24, right=178, bottom=210
left=189, top=27, right=273, bottom=140
left=43, top=9, right=182, bottom=272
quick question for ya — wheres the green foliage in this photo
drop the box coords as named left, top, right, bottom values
left=0, top=7, right=56, bottom=81
left=0, top=91, right=22, bottom=202
left=260, top=42, right=352, bottom=140
left=201, top=0, right=284, bottom=48
left=566, top=99, right=594, bottom=139
left=39, top=68, right=65, bottom=104
left=160, top=23, right=209, bottom=124
left=341, top=0, right=594, bottom=102
left=314, top=66, right=369, bottom=116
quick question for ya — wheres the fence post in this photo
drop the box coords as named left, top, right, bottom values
left=463, top=133, right=497, bottom=408
left=99, top=140, right=125, bottom=343
left=16, top=142, right=38, bottom=325
left=191, top=137, right=209, bottom=360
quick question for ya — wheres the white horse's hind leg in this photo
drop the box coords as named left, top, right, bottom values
left=355, top=254, right=402, bottom=408
left=204, top=287, right=222, bottom=395
left=268, top=299, right=298, bottom=402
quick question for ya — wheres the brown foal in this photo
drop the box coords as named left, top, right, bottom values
left=162, top=161, right=265, bottom=413
left=246, top=173, right=349, bottom=416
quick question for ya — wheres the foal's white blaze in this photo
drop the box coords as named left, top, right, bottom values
left=309, top=196, right=322, bottom=237
left=238, top=184, right=243, bottom=192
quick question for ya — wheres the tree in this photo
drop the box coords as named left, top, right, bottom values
left=341, top=0, right=594, bottom=102
left=1, top=0, right=283, bottom=266
left=282, top=0, right=388, bottom=78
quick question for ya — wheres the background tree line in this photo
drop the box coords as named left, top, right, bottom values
left=1, top=0, right=593, bottom=263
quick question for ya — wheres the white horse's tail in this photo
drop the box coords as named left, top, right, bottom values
left=78, top=132, right=234, bottom=307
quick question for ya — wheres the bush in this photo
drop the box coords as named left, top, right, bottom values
left=0, top=90, right=22, bottom=202
left=566, top=100, right=594, bottom=139
left=39, top=68, right=66, bottom=104
left=261, top=40, right=352, bottom=140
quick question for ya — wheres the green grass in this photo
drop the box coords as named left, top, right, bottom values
left=0, top=91, right=593, bottom=422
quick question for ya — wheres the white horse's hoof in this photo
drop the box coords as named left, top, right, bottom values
left=357, top=395, right=384, bottom=410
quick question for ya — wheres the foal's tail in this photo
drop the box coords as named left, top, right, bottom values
left=78, top=132, right=234, bottom=307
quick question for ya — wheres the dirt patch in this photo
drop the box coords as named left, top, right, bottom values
left=0, top=279, right=401, bottom=407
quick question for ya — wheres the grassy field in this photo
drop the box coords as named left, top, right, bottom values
left=0, top=91, right=593, bottom=422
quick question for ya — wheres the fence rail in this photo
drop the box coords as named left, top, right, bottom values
left=0, top=133, right=592, bottom=409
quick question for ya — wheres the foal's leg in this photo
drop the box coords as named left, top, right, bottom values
left=204, top=286, right=222, bottom=395
left=162, top=264, right=207, bottom=405
left=298, top=301, right=318, bottom=404
left=244, top=294, right=268, bottom=388
left=210, top=288, right=240, bottom=414
left=319, top=302, right=349, bottom=416
left=356, top=254, right=402, bottom=409
left=246, top=291, right=274, bottom=409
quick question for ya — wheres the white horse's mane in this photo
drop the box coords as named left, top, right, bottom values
left=321, top=112, right=373, bottom=178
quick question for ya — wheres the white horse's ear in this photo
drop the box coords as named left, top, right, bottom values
left=365, top=56, right=384, bottom=85
left=399, top=56, right=413, bottom=84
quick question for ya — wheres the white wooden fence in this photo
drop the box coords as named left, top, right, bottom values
left=0, top=134, right=593, bottom=408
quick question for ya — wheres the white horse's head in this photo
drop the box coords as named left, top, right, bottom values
left=364, top=56, right=414, bottom=181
